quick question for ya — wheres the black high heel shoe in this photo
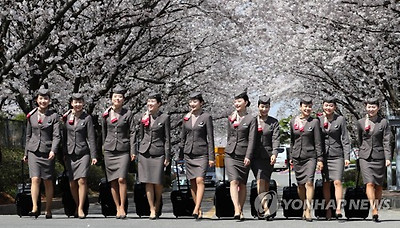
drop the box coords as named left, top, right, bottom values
left=45, top=214, right=52, bottom=219
left=233, top=214, right=240, bottom=220
left=192, top=213, right=199, bottom=219
left=239, top=212, right=245, bottom=221
left=372, top=214, right=380, bottom=223
left=335, top=213, right=343, bottom=219
left=28, top=210, right=40, bottom=218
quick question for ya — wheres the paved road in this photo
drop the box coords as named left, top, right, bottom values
left=2, top=170, right=400, bottom=228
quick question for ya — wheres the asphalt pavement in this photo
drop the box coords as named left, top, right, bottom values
left=1, top=171, right=400, bottom=228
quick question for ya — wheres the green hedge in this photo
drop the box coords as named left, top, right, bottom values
left=0, top=147, right=126, bottom=198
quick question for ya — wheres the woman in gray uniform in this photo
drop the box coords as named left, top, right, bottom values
left=23, top=87, right=60, bottom=219
left=357, top=98, right=392, bottom=223
left=251, top=95, right=280, bottom=220
left=318, top=97, right=350, bottom=219
left=62, top=93, right=97, bottom=219
left=102, top=85, right=136, bottom=219
left=289, top=97, right=323, bottom=222
left=225, top=89, right=257, bottom=221
left=137, top=92, right=171, bottom=219
left=180, top=92, right=215, bottom=219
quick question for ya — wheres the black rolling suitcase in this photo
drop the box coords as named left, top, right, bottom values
left=250, top=179, right=278, bottom=218
left=214, top=164, right=234, bottom=218
left=170, top=162, right=195, bottom=218
left=133, top=182, right=149, bottom=217
left=281, top=159, right=303, bottom=218
left=56, top=170, right=89, bottom=217
left=344, top=161, right=369, bottom=220
left=98, top=177, right=128, bottom=217
left=313, top=179, right=336, bottom=219
left=133, top=166, right=163, bottom=217
left=15, top=160, right=41, bottom=217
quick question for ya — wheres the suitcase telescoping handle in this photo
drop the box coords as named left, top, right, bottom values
left=287, top=148, right=292, bottom=186
left=174, top=161, right=189, bottom=191
left=20, top=159, right=26, bottom=191
left=355, top=159, right=361, bottom=187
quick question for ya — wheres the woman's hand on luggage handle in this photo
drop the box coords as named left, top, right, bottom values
left=270, top=154, right=276, bottom=165
left=386, top=160, right=391, bottom=167
left=131, top=154, right=136, bottom=161
left=23, top=156, right=28, bottom=163
left=289, top=159, right=293, bottom=165
left=344, top=160, right=350, bottom=167
left=48, top=151, right=55, bottom=160
left=317, top=161, right=323, bottom=171
left=244, top=157, right=250, bottom=166
left=91, top=158, right=97, bottom=165
left=209, top=160, right=215, bottom=167
left=164, top=159, right=170, bottom=167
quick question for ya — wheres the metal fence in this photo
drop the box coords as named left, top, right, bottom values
left=0, top=118, right=26, bottom=149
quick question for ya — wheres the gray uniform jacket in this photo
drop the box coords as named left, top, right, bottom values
left=357, top=117, right=392, bottom=161
left=254, top=116, right=280, bottom=159
left=180, top=111, right=215, bottom=161
left=290, top=117, right=323, bottom=161
left=319, top=115, right=351, bottom=160
left=225, top=114, right=257, bottom=159
left=102, top=108, right=136, bottom=156
left=137, top=111, right=171, bottom=161
left=25, top=109, right=61, bottom=156
left=63, top=112, right=97, bottom=159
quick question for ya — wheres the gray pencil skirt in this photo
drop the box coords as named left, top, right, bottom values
left=359, top=158, right=385, bottom=186
left=322, top=157, right=344, bottom=182
left=28, top=151, right=55, bottom=179
left=138, top=152, right=165, bottom=185
left=293, top=157, right=316, bottom=185
left=225, top=153, right=250, bottom=185
left=184, top=154, right=208, bottom=180
left=65, top=153, right=90, bottom=181
left=104, top=150, right=130, bottom=181
left=251, top=158, right=274, bottom=182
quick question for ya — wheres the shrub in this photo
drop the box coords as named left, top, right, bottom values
left=0, top=148, right=25, bottom=197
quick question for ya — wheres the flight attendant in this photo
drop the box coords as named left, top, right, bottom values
left=180, top=92, right=215, bottom=219
left=318, top=96, right=350, bottom=219
left=62, top=93, right=97, bottom=219
left=102, top=85, right=136, bottom=219
left=289, top=97, right=323, bottom=222
left=357, top=98, right=392, bottom=223
left=251, top=95, right=280, bottom=220
left=225, top=89, right=257, bottom=221
left=137, top=92, right=171, bottom=220
left=23, top=87, right=60, bottom=219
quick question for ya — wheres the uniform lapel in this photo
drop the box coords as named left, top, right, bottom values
left=151, top=111, right=162, bottom=130
left=239, top=114, right=250, bottom=130
left=41, top=110, right=50, bottom=129
left=192, top=111, right=204, bottom=129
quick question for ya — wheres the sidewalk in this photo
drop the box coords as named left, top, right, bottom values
left=383, top=190, right=400, bottom=210
left=0, top=192, right=133, bottom=215
left=1, top=189, right=400, bottom=215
